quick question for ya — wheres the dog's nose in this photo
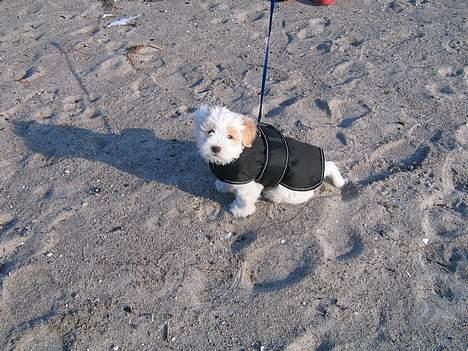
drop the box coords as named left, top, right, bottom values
left=211, top=146, right=221, bottom=154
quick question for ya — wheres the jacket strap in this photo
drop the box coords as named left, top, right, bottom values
left=256, top=124, right=289, bottom=187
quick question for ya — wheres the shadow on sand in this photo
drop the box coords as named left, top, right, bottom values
left=13, top=121, right=215, bottom=200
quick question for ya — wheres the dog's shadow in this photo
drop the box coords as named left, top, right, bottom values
left=13, top=121, right=217, bottom=200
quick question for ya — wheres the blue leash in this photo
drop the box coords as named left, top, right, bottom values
left=257, top=0, right=276, bottom=124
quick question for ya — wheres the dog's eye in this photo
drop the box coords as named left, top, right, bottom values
left=207, top=130, right=215, bottom=136
left=227, top=135, right=234, bottom=140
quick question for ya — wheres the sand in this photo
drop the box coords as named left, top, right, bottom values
left=0, top=0, right=467, bottom=350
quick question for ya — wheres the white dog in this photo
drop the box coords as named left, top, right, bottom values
left=194, top=105, right=345, bottom=218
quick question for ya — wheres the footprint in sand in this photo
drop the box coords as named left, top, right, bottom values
left=228, top=230, right=322, bottom=294
left=420, top=127, right=466, bottom=249
left=128, top=56, right=163, bottom=97
left=424, top=205, right=466, bottom=240
left=384, top=1, right=406, bottom=14
left=126, top=44, right=162, bottom=70
left=244, top=240, right=321, bottom=294
left=58, top=95, right=99, bottom=119
left=242, top=65, right=263, bottom=92
left=231, top=9, right=249, bottom=23
left=329, top=60, right=370, bottom=86
left=315, top=36, right=364, bottom=55
left=421, top=156, right=467, bottom=241
left=98, top=0, right=117, bottom=11
left=454, top=122, right=468, bottom=148
left=297, top=18, right=331, bottom=41
left=0, top=214, right=21, bottom=264
left=425, top=83, right=457, bottom=99
left=425, top=65, right=467, bottom=99
left=438, top=66, right=465, bottom=78
left=0, top=213, right=15, bottom=229
left=347, top=133, right=434, bottom=189
left=3, top=325, right=64, bottom=351
left=190, top=76, right=212, bottom=96
left=150, top=60, right=199, bottom=91
left=408, top=0, right=431, bottom=7
left=167, top=70, right=193, bottom=91
left=12, top=18, right=47, bottom=42
left=336, top=101, right=371, bottom=128
left=452, top=168, right=468, bottom=194
left=62, top=95, right=85, bottom=117
left=131, top=74, right=162, bottom=99
left=335, top=232, right=364, bottom=262
left=16, top=65, right=45, bottom=86
left=445, top=38, right=466, bottom=53
left=231, top=231, right=257, bottom=254
left=313, top=97, right=371, bottom=130
left=176, top=267, right=210, bottom=306
left=265, top=96, right=303, bottom=118
left=316, top=221, right=366, bottom=262
left=2, top=265, right=59, bottom=334
left=419, top=238, right=467, bottom=322
left=185, top=62, right=223, bottom=97
left=69, top=24, right=100, bottom=37
left=91, top=54, right=134, bottom=78
left=199, top=1, right=229, bottom=12
left=370, top=143, right=430, bottom=185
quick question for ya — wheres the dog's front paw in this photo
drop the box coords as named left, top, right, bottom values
left=215, top=180, right=233, bottom=193
left=229, top=203, right=256, bottom=218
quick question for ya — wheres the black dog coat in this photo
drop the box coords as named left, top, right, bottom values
left=210, top=124, right=324, bottom=191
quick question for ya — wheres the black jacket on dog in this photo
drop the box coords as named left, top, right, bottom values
left=210, top=124, right=324, bottom=191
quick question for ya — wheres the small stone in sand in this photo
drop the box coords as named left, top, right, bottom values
left=280, top=239, right=286, bottom=244
left=422, top=238, right=429, bottom=245
left=45, top=252, right=54, bottom=257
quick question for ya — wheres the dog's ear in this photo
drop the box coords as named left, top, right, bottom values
left=193, top=105, right=209, bottom=140
left=241, top=117, right=257, bottom=148
left=194, top=105, right=209, bottom=129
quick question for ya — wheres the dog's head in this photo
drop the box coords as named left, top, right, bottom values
left=194, top=105, right=257, bottom=165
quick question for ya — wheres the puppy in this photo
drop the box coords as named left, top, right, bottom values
left=194, top=105, right=345, bottom=218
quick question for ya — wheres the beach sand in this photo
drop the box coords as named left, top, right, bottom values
left=0, top=0, right=467, bottom=349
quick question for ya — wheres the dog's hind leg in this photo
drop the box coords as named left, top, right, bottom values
left=263, top=185, right=315, bottom=204
left=324, top=161, right=346, bottom=188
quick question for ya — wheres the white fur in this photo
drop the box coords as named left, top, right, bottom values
left=324, top=161, right=346, bottom=188
left=194, top=105, right=246, bottom=165
left=194, top=105, right=346, bottom=218
left=229, top=181, right=264, bottom=218
left=263, top=161, right=345, bottom=204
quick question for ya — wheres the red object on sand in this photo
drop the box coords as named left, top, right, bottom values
left=315, top=0, right=335, bottom=5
